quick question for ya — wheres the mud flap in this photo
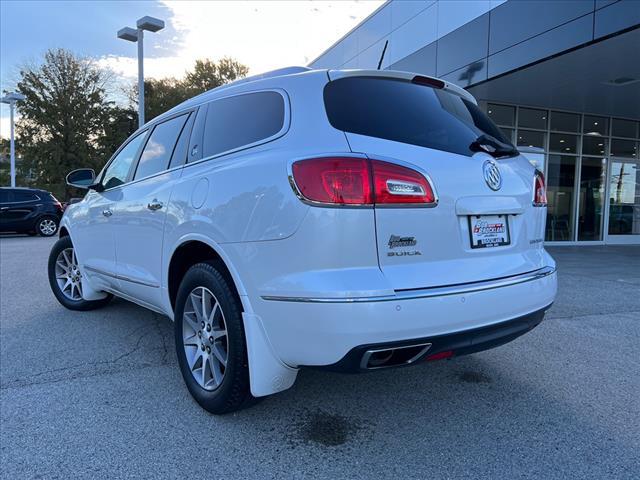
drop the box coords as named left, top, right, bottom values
left=242, top=312, right=298, bottom=397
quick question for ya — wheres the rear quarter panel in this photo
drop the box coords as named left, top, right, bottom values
left=162, top=70, right=356, bottom=301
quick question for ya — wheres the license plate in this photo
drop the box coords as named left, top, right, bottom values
left=468, top=214, right=510, bottom=249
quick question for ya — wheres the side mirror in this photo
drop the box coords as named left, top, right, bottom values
left=66, top=168, right=96, bottom=190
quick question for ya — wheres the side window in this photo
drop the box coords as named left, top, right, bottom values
left=102, top=132, right=147, bottom=190
left=135, top=113, right=190, bottom=180
left=13, top=191, right=39, bottom=202
left=0, top=190, right=11, bottom=203
left=168, top=112, right=195, bottom=169
left=202, top=91, right=285, bottom=158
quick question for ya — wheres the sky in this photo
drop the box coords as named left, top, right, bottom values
left=0, top=0, right=383, bottom=139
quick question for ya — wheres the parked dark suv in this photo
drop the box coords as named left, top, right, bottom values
left=0, top=187, right=64, bottom=237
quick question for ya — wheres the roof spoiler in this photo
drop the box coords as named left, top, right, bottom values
left=327, top=69, right=477, bottom=105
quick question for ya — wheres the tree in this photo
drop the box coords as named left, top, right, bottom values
left=136, top=57, right=249, bottom=122
left=184, top=57, right=249, bottom=92
left=98, top=106, right=138, bottom=162
left=15, top=49, right=113, bottom=197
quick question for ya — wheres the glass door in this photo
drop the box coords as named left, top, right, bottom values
left=606, top=158, right=640, bottom=244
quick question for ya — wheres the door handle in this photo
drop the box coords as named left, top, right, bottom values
left=102, top=209, right=113, bottom=217
left=147, top=200, right=163, bottom=211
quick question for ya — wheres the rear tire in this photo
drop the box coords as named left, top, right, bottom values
left=174, top=262, right=254, bottom=414
left=37, top=216, right=59, bottom=237
left=48, top=236, right=113, bottom=311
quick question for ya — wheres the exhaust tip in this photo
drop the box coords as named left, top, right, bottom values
left=360, top=342, right=432, bottom=370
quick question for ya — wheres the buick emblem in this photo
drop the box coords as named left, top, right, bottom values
left=483, top=160, right=502, bottom=191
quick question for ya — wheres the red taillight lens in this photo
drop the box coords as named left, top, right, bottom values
left=291, top=157, right=435, bottom=206
left=292, top=157, right=373, bottom=205
left=371, top=159, right=435, bottom=205
left=533, top=171, right=547, bottom=207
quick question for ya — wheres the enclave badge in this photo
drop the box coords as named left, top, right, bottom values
left=387, top=235, right=421, bottom=256
left=388, top=235, right=417, bottom=249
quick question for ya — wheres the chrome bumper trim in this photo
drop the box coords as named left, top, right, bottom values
left=261, top=266, right=556, bottom=303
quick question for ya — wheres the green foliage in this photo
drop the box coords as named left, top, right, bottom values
left=139, top=57, right=249, bottom=122
left=7, top=50, right=247, bottom=199
left=14, top=49, right=120, bottom=197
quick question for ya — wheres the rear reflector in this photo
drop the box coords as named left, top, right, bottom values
left=425, top=350, right=454, bottom=362
left=291, top=157, right=436, bottom=207
left=533, top=171, right=547, bottom=207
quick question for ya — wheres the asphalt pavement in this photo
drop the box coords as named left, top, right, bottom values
left=1, top=235, right=638, bottom=479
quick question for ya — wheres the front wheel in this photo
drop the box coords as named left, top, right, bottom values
left=37, top=216, right=59, bottom=237
left=48, top=236, right=112, bottom=311
left=174, top=262, right=254, bottom=414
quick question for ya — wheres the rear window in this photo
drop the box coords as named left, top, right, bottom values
left=324, top=77, right=513, bottom=157
left=202, top=91, right=285, bottom=158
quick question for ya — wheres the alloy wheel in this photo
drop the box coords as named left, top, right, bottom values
left=39, top=218, right=57, bottom=236
left=182, top=286, right=229, bottom=391
left=54, top=247, right=83, bottom=301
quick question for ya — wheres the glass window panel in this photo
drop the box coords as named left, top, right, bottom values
left=549, top=133, right=578, bottom=154
left=518, top=108, right=547, bottom=130
left=487, top=104, right=515, bottom=126
left=550, top=111, right=580, bottom=132
left=611, top=118, right=639, bottom=139
left=577, top=157, right=607, bottom=241
left=582, top=137, right=607, bottom=156
left=583, top=115, right=608, bottom=136
left=168, top=113, right=195, bottom=169
left=102, top=132, right=147, bottom=190
left=499, top=127, right=514, bottom=143
left=516, top=129, right=545, bottom=149
left=203, top=91, right=285, bottom=158
left=610, top=139, right=638, bottom=159
left=324, top=77, right=513, bottom=157
left=545, top=155, right=576, bottom=241
left=13, top=191, right=39, bottom=202
left=135, top=114, right=189, bottom=180
left=608, top=160, right=640, bottom=235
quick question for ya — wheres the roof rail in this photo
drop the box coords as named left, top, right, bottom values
left=226, top=66, right=311, bottom=88
left=161, top=66, right=313, bottom=117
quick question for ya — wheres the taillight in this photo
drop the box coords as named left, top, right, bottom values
left=371, top=160, right=435, bottom=205
left=291, top=157, right=373, bottom=205
left=533, top=171, right=547, bottom=207
left=291, top=157, right=436, bottom=207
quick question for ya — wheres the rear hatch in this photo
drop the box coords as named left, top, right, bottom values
left=324, top=71, right=547, bottom=291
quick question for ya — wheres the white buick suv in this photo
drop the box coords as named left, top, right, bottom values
left=49, top=67, right=557, bottom=414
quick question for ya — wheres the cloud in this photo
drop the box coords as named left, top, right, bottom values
left=97, top=0, right=383, bottom=81
left=2, top=1, right=383, bottom=138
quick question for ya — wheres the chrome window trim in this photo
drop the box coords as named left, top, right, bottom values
left=261, top=266, right=556, bottom=303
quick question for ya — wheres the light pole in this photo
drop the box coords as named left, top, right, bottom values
left=117, top=16, right=164, bottom=128
left=1, top=91, right=26, bottom=187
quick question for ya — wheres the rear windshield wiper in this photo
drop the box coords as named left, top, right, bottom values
left=470, top=134, right=519, bottom=158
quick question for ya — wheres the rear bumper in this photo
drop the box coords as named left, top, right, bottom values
left=255, top=266, right=557, bottom=367
left=317, top=304, right=549, bottom=372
